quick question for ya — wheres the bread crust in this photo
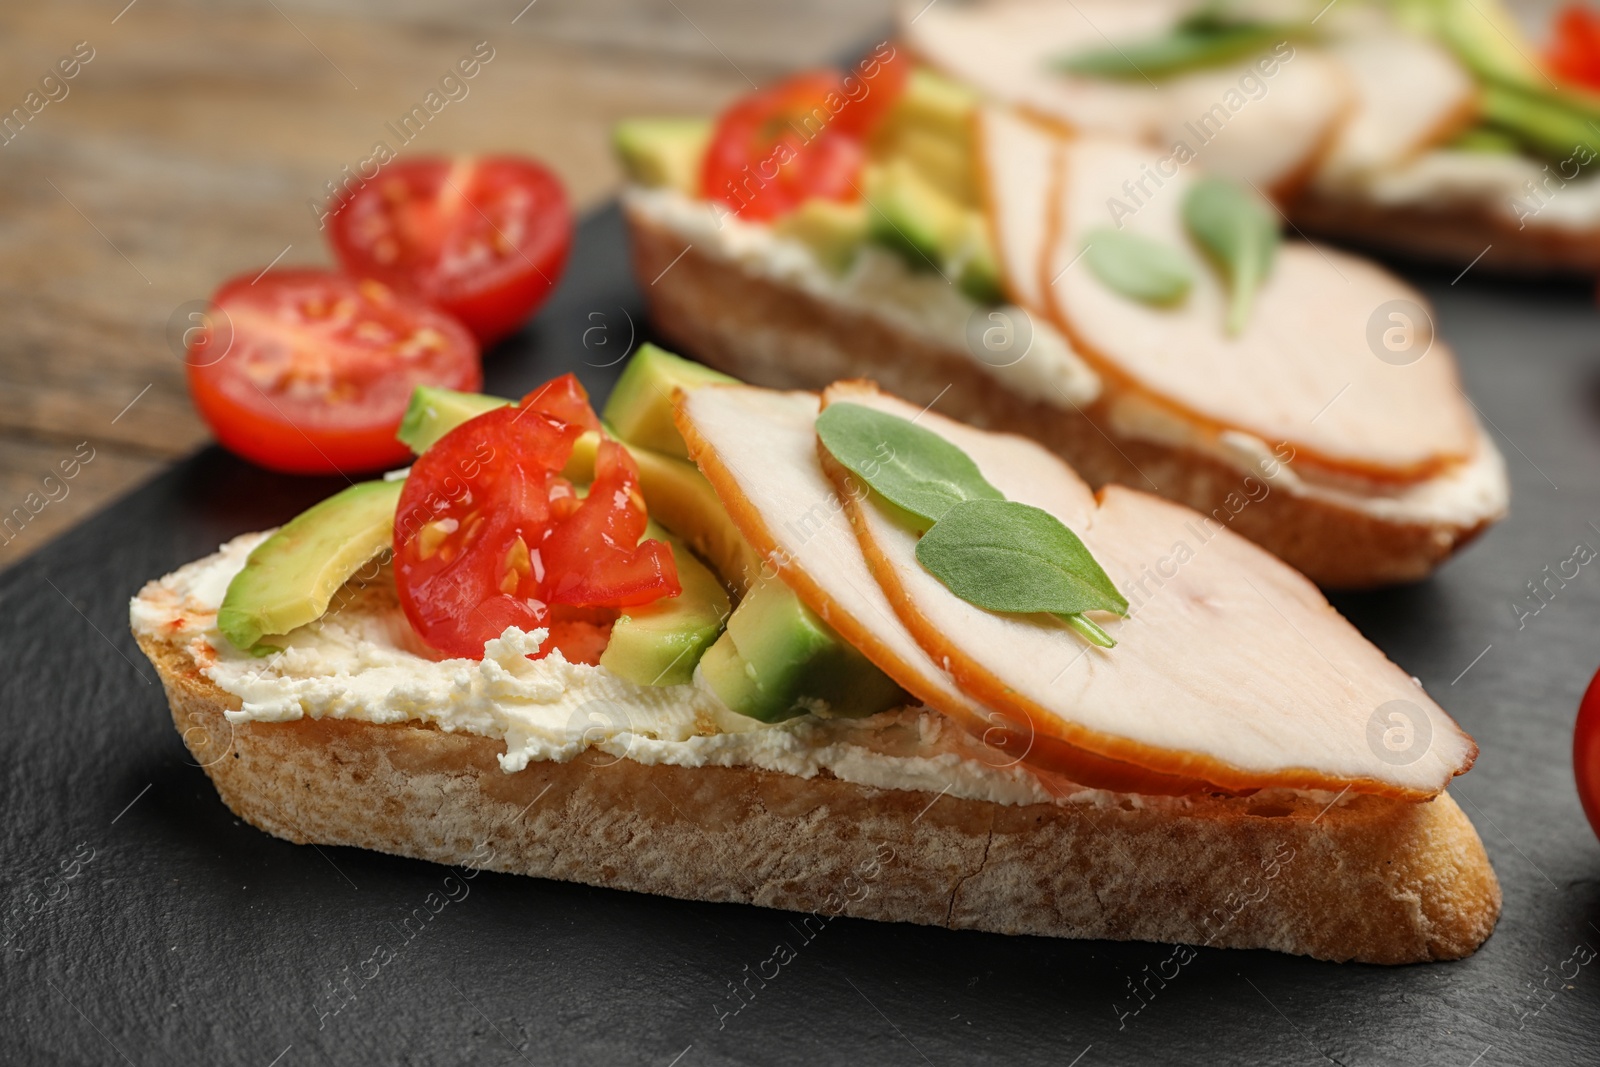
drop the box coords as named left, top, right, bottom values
left=624, top=207, right=1495, bottom=589
left=1290, top=186, right=1600, bottom=276
left=135, top=609, right=1500, bottom=965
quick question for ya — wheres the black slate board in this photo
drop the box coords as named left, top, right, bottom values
left=4, top=204, right=1600, bottom=1067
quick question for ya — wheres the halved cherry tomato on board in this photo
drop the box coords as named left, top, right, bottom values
left=326, top=156, right=573, bottom=346
left=1548, top=5, right=1600, bottom=92
left=185, top=270, right=480, bottom=475
left=391, top=374, right=680, bottom=662
left=702, top=45, right=908, bottom=222
left=1574, top=666, right=1600, bottom=840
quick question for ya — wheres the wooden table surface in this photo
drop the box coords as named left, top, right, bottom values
left=0, top=0, right=890, bottom=570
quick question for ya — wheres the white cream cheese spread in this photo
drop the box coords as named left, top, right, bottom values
left=1345, top=147, right=1600, bottom=233
left=624, top=186, right=1103, bottom=407
left=1106, top=392, right=1510, bottom=528
left=132, top=533, right=1124, bottom=809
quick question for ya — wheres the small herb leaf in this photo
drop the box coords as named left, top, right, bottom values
left=1182, top=176, right=1280, bottom=335
left=914, top=499, right=1128, bottom=619
left=1056, top=17, right=1302, bottom=81
left=816, top=402, right=1002, bottom=524
left=1083, top=228, right=1193, bottom=307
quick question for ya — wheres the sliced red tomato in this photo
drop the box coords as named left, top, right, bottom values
left=186, top=270, right=480, bottom=475
left=702, top=47, right=908, bottom=222
left=1548, top=5, right=1600, bottom=90
left=392, top=373, right=680, bottom=662
left=1575, top=665, right=1600, bottom=840
left=326, top=156, right=573, bottom=346
left=541, top=438, right=679, bottom=606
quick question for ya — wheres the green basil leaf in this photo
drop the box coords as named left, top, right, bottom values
left=816, top=402, right=1003, bottom=524
left=914, top=499, right=1129, bottom=619
left=1055, top=19, right=1301, bottom=81
left=1082, top=228, right=1193, bottom=307
left=1181, top=176, right=1280, bottom=335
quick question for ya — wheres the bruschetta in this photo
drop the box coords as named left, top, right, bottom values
left=132, top=347, right=1501, bottom=964
left=902, top=0, right=1600, bottom=274
left=615, top=56, right=1510, bottom=588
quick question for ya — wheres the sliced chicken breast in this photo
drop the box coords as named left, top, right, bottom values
left=1044, top=136, right=1478, bottom=479
left=903, top=0, right=1351, bottom=193
left=976, top=106, right=1059, bottom=312
left=1315, top=31, right=1478, bottom=191
left=821, top=381, right=1477, bottom=799
left=676, top=384, right=1215, bottom=794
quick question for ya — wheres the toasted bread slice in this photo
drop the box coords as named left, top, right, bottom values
left=132, top=553, right=1501, bottom=964
left=624, top=203, right=1506, bottom=589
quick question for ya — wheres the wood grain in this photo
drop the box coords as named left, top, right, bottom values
left=0, top=0, right=889, bottom=569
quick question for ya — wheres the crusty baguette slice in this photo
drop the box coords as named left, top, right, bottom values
left=1289, top=186, right=1600, bottom=276
left=624, top=206, right=1498, bottom=589
left=135, top=569, right=1500, bottom=965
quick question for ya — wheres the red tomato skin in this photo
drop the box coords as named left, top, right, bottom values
left=521, top=375, right=602, bottom=434
left=326, top=156, right=573, bottom=346
left=186, top=270, right=481, bottom=476
left=391, top=376, right=680, bottom=661
left=1575, top=667, right=1600, bottom=840
left=541, top=440, right=681, bottom=606
left=1548, top=5, right=1600, bottom=90
left=701, top=47, right=908, bottom=223
left=392, top=405, right=581, bottom=659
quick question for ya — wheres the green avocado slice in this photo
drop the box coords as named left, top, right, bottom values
left=600, top=524, right=731, bottom=686
left=699, top=577, right=905, bottom=723
left=613, top=117, right=713, bottom=196
left=217, top=479, right=402, bottom=652
left=396, top=386, right=510, bottom=454
left=601, top=343, right=736, bottom=459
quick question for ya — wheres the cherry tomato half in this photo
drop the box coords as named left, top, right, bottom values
left=1574, top=666, right=1600, bottom=840
left=327, top=156, right=574, bottom=346
left=702, top=47, right=908, bottom=222
left=1548, top=5, right=1600, bottom=91
left=391, top=373, right=680, bottom=662
left=186, top=270, right=481, bottom=475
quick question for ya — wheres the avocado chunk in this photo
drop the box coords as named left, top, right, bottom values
left=870, top=67, right=980, bottom=206
left=773, top=198, right=870, bottom=273
left=397, top=353, right=763, bottom=596
left=218, top=479, right=402, bottom=652
left=1480, top=82, right=1600, bottom=161
left=700, top=578, right=905, bottom=723
left=885, top=66, right=980, bottom=143
left=1410, top=0, right=1545, bottom=89
left=600, top=524, right=731, bottom=686
left=953, top=212, right=1004, bottom=305
left=398, top=386, right=510, bottom=453
left=613, top=117, right=713, bottom=196
left=1448, top=124, right=1522, bottom=154
left=864, top=160, right=1002, bottom=303
left=601, top=343, right=737, bottom=460
left=865, top=158, right=958, bottom=268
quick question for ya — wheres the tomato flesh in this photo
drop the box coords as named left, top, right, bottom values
left=702, top=47, right=907, bottom=222
left=327, top=156, right=573, bottom=346
left=392, top=374, right=680, bottom=661
left=186, top=270, right=480, bottom=475
left=1549, top=5, right=1600, bottom=91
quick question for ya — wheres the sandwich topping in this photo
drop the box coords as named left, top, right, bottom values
left=622, top=185, right=1102, bottom=407
left=905, top=0, right=1600, bottom=234
left=134, top=347, right=1477, bottom=809
left=678, top=379, right=1477, bottom=798
left=618, top=61, right=1508, bottom=530
left=132, top=532, right=1109, bottom=811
